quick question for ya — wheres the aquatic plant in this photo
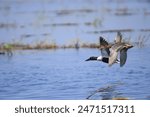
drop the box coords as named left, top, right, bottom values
left=33, top=39, right=58, bottom=49
left=133, top=34, right=150, bottom=48
left=0, top=43, right=13, bottom=56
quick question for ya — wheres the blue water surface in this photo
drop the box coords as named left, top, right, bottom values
left=0, top=47, right=150, bottom=100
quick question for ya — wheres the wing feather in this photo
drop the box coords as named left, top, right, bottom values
left=99, top=36, right=110, bottom=57
left=120, top=49, right=127, bottom=67
left=99, top=36, right=109, bottom=46
left=115, top=32, right=122, bottom=43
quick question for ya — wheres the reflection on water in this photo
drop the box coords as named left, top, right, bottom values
left=86, top=82, right=124, bottom=100
left=0, top=48, right=150, bottom=100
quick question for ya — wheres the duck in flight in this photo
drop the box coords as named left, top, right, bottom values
left=86, top=32, right=133, bottom=67
left=85, top=36, right=119, bottom=64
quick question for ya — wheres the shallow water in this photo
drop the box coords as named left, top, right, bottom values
left=0, top=48, right=150, bottom=100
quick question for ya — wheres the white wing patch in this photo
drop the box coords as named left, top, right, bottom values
left=97, top=56, right=102, bottom=61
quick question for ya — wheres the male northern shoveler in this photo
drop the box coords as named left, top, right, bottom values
left=85, top=36, right=119, bottom=64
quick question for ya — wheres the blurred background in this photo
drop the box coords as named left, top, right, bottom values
left=0, top=0, right=150, bottom=48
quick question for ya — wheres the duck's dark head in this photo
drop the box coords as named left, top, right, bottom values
left=85, top=56, right=98, bottom=61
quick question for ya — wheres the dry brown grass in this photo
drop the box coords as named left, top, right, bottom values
left=0, top=35, right=149, bottom=50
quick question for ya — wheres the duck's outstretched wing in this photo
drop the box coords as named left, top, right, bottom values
left=120, top=49, right=127, bottom=67
left=100, top=36, right=109, bottom=46
left=99, top=36, right=110, bottom=57
left=108, top=48, right=118, bottom=66
left=115, top=32, right=122, bottom=43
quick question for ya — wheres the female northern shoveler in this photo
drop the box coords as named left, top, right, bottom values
left=109, top=32, right=133, bottom=67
